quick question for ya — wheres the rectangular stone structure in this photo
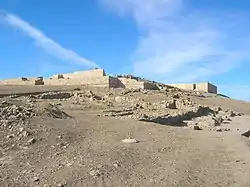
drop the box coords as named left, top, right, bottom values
left=195, top=82, right=217, bottom=94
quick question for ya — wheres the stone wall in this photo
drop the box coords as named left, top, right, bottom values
left=44, top=76, right=110, bottom=87
left=196, top=82, right=218, bottom=94
left=0, top=69, right=159, bottom=90
left=168, top=83, right=195, bottom=90
left=118, top=78, right=144, bottom=89
left=168, top=82, right=217, bottom=94
left=46, top=69, right=109, bottom=87
left=143, top=82, right=159, bottom=90
left=118, top=78, right=158, bottom=90
left=61, top=69, right=106, bottom=79
left=109, top=77, right=124, bottom=88
left=208, top=82, right=217, bottom=94
left=0, top=78, right=41, bottom=85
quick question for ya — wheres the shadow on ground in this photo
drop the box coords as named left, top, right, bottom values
left=139, top=106, right=214, bottom=127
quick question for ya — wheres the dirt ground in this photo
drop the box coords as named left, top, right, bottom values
left=1, top=85, right=250, bottom=187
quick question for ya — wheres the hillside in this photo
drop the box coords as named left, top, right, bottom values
left=0, top=85, right=250, bottom=187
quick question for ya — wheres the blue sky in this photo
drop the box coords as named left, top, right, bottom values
left=0, top=0, right=250, bottom=101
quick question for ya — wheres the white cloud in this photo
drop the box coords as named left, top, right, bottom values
left=100, top=0, right=250, bottom=83
left=0, top=11, right=99, bottom=68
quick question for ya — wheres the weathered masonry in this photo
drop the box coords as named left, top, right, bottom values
left=168, top=82, right=217, bottom=94
left=0, top=69, right=159, bottom=90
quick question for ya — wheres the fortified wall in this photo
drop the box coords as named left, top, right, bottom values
left=168, top=82, right=217, bottom=94
left=0, top=69, right=217, bottom=93
left=0, top=69, right=158, bottom=90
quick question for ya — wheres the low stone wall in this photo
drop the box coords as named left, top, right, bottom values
left=0, top=78, right=40, bottom=85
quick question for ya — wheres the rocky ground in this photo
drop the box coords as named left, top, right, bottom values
left=1, top=85, right=250, bottom=187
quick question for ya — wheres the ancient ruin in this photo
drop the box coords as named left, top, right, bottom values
left=0, top=68, right=217, bottom=93
left=0, top=68, right=159, bottom=90
left=1, top=68, right=250, bottom=187
left=169, top=82, right=217, bottom=94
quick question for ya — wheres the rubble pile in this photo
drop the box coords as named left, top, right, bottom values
left=39, top=92, right=72, bottom=100
left=100, top=93, right=243, bottom=131
left=0, top=100, right=36, bottom=124
left=0, top=100, right=37, bottom=149
left=42, top=103, right=72, bottom=119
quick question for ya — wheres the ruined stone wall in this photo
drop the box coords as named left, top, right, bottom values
left=207, top=83, right=217, bottom=94
left=168, top=82, right=217, bottom=94
left=118, top=78, right=158, bottom=90
left=168, top=83, right=195, bottom=90
left=195, top=83, right=208, bottom=92
left=118, top=78, right=145, bottom=89
left=62, top=69, right=106, bottom=79
left=44, top=76, right=110, bottom=87
left=195, top=82, right=217, bottom=94
left=109, top=77, right=124, bottom=88
left=143, top=82, right=159, bottom=90
left=0, top=69, right=159, bottom=90
left=0, top=78, right=40, bottom=85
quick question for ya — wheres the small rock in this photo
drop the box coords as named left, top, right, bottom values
left=33, top=177, right=40, bottom=182
left=27, top=138, right=36, bottom=145
left=7, top=134, right=14, bottom=139
left=115, top=96, right=124, bottom=102
left=215, top=127, right=223, bottom=132
left=89, top=169, right=101, bottom=178
left=57, top=135, right=63, bottom=139
left=19, top=127, right=24, bottom=132
left=57, top=184, right=66, bottom=187
left=122, top=138, right=138, bottom=144
left=164, top=100, right=177, bottom=109
left=21, top=131, right=31, bottom=137
left=193, top=125, right=202, bottom=131
left=113, top=161, right=120, bottom=167
left=227, top=110, right=236, bottom=117
left=172, top=94, right=180, bottom=99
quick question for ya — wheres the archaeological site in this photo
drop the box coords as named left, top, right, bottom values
left=0, top=68, right=217, bottom=93
left=0, top=68, right=250, bottom=187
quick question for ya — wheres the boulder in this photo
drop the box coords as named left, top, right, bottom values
left=164, top=100, right=177, bottom=109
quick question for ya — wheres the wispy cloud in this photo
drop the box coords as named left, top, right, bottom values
left=100, top=0, right=250, bottom=82
left=0, top=11, right=99, bottom=68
